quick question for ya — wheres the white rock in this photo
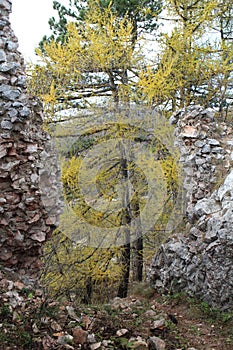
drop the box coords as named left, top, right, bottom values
left=116, top=328, right=129, bottom=337
left=90, top=342, right=102, bottom=350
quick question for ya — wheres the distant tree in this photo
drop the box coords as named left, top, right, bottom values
left=40, top=107, right=180, bottom=301
left=28, top=0, right=183, bottom=301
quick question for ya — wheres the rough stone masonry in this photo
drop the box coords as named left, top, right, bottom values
left=0, top=0, right=62, bottom=278
left=149, top=105, right=233, bottom=311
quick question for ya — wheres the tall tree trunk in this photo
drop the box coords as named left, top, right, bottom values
left=107, top=70, right=119, bottom=104
left=120, top=69, right=130, bottom=105
left=83, top=276, right=93, bottom=304
left=117, top=153, right=131, bottom=298
left=117, top=239, right=131, bottom=298
left=133, top=236, right=143, bottom=282
left=131, top=196, right=143, bottom=282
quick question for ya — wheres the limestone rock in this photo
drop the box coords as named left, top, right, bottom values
left=90, top=342, right=102, bottom=350
left=0, top=0, right=63, bottom=279
left=152, top=319, right=166, bottom=330
left=148, top=336, right=166, bottom=350
left=116, top=328, right=129, bottom=337
left=132, top=340, right=148, bottom=349
left=148, top=106, right=233, bottom=311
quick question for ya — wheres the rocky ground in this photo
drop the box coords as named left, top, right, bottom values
left=0, top=270, right=232, bottom=350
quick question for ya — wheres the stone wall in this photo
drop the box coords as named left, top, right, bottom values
left=0, top=0, right=62, bottom=279
left=148, top=105, right=233, bottom=310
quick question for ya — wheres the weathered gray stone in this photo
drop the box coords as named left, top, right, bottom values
left=0, top=145, right=7, bottom=158
left=1, top=119, right=13, bottom=129
left=0, top=19, right=8, bottom=28
left=194, top=198, right=221, bottom=217
left=5, top=41, right=18, bottom=51
left=212, top=146, right=223, bottom=153
left=0, top=74, right=7, bottom=83
left=204, top=229, right=218, bottom=243
left=2, top=87, right=21, bottom=100
left=0, top=0, right=63, bottom=280
left=0, top=62, right=18, bottom=72
left=0, top=0, right=11, bottom=10
left=19, top=106, right=30, bottom=117
left=152, top=318, right=166, bottom=329
left=209, top=139, right=220, bottom=146
left=189, top=227, right=202, bottom=239
left=0, top=49, right=6, bottom=62
left=7, top=108, right=18, bottom=119
left=194, top=140, right=205, bottom=148
left=217, top=170, right=233, bottom=200
left=148, top=336, right=166, bottom=350
left=202, top=144, right=211, bottom=153
left=195, top=157, right=206, bottom=165
left=148, top=106, right=233, bottom=311
left=16, top=75, right=27, bottom=86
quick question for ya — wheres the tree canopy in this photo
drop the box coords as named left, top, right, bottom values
left=27, top=0, right=233, bottom=303
left=30, top=0, right=151, bottom=113
left=137, top=0, right=233, bottom=115
left=29, top=0, right=233, bottom=118
left=40, top=0, right=163, bottom=47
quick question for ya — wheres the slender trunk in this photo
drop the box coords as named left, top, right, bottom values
left=117, top=152, right=131, bottom=298
left=83, top=276, right=93, bottom=304
left=133, top=236, right=143, bottom=282
left=120, top=69, right=130, bottom=106
left=131, top=196, right=143, bottom=282
left=218, top=17, right=231, bottom=120
left=117, top=239, right=131, bottom=298
left=107, top=70, right=119, bottom=104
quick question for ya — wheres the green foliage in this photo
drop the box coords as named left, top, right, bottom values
left=164, top=292, right=233, bottom=325
left=0, top=303, right=11, bottom=318
left=0, top=303, right=32, bottom=348
left=115, top=336, right=136, bottom=349
left=40, top=0, right=163, bottom=49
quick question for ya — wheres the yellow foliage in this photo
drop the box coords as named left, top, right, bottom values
left=62, top=157, right=81, bottom=192
left=28, top=0, right=141, bottom=112
left=43, top=229, right=123, bottom=301
left=137, top=0, right=230, bottom=110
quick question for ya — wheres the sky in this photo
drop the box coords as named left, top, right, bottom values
left=9, top=0, right=173, bottom=64
left=10, top=0, right=69, bottom=62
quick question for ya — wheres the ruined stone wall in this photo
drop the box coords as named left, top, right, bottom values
left=0, top=0, right=62, bottom=279
left=148, top=105, right=233, bottom=310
